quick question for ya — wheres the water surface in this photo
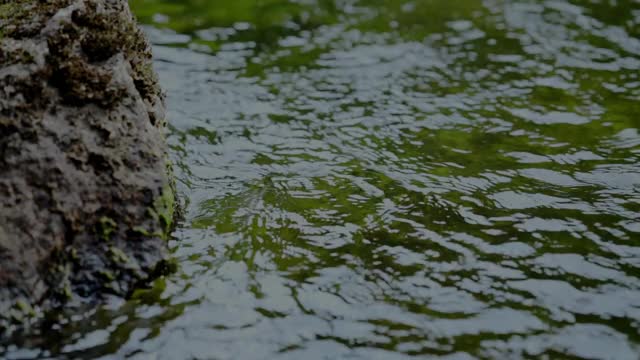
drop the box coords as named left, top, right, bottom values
left=4, top=0, right=640, bottom=358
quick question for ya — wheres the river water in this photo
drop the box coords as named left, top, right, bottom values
left=4, top=0, right=640, bottom=359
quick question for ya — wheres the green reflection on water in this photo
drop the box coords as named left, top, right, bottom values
left=3, top=0, right=640, bottom=358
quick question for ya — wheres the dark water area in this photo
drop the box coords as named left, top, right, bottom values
left=3, top=0, right=640, bottom=358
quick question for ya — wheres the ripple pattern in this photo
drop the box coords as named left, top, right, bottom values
left=4, top=0, right=640, bottom=359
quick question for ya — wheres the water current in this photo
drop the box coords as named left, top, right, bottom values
left=3, top=0, right=640, bottom=358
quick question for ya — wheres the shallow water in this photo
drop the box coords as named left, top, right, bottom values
left=4, top=0, right=640, bottom=358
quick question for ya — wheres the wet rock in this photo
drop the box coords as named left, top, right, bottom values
left=0, top=0, right=174, bottom=327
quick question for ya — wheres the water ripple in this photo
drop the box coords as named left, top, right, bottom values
left=4, top=0, right=640, bottom=359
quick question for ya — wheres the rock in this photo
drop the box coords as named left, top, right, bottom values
left=0, top=0, right=175, bottom=327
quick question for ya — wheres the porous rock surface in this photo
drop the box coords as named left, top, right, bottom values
left=0, top=0, right=174, bottom=324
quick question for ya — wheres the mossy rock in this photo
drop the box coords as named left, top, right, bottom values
left=0, top=0, right=176, bottom=330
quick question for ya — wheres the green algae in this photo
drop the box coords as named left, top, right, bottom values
left=0, top=3, right=21, bottom=19
left=154, top=184, right=177, bottom=236
left=107, top=246, right=131, bottom=264
left=97, top=217, right=117, bottom=241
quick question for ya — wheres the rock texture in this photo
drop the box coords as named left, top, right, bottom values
left=0, top=0, right=174, bottom=325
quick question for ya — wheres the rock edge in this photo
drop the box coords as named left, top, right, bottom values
left=0, top=0, right=175, bottom=328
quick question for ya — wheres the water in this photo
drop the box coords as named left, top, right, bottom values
left=4, top=0, right=640, bottom=358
